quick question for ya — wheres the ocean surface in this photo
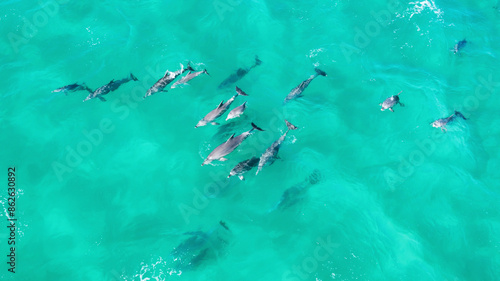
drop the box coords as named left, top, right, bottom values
left=1, top=0, right=500, bottom=280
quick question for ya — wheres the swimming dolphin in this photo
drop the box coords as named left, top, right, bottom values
left=452, top=39, right=467, bottom=54
left=380, top=91, right=404, bottom=112
left=431, top=110, right=467, bottom=132
left=256, top=120, right=298, bottom=175
left=226, top=101, right=247, bottom=121
left=53, top=83, right=92, bottom=95
left=195, top=86, right=249, bottom=128
left=227, top=157, right=259, bottom=180
left=218, top=56, right=262, bottom=89
left=202, top=123, right=264, bottom=166
left=170, top=221, right=231, bottom=271
left=271, top=169, right=322, bottom=211
left=144, top=63, right=194, bottom=98
left=83, top=73, right=138, bottom=102
left=284, top=68, right=327, bottom=103
left=171, top=69, right=209, bottom=89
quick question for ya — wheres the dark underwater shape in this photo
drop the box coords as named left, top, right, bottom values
left=452, top=39, right=467, bottom=54
left=271, top=169, right=322, bottom=211
left=170, top=221, right=231, bottom=271
left=52, top=83, right=92, bottom=95
left=218, top=56, right=262, bottom=89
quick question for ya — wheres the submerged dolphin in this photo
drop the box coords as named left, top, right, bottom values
left=218, top=56, right=262, bottom=89
left=53, top=83, right=92, bottom=95
left=431, top=111, right=467, bottom=132
left=284, top=68, right=327, bottom=103
left=171, top=68, right=209, bottom=88
left=227, top=157, right=259, bottom=180
left=452, top=39, right=467, bottom=54
left=144, top=63, right=194, bottom=98
left=226, top=101, right=247, bottom=121
left=380, top=91, right=404, bottom=112
left=256, top=120, right=298, bottom=175
left=170, top=221, right=231, bottom=271
left=202, top=123, right=264, bottom=166
left=195, top=86, right=248, bottom=128
left=271, top=169, right=322, bottom=212
left=83, top=73, right=138, bottom=102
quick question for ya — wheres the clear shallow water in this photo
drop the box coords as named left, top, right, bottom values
left=1, top=0, right=500, bottom=280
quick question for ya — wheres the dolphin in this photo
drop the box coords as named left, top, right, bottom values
left=227, top=157, right=259, bottom=180
left=195, top=86, right=248, bottom=128
left=144, top=63, right=194, bottom=98
left=452, top=39, right=467, bottom=54
left=53, top=83, right=92, bottom=95
left=170, top=221, right=231, bottom=271
left=218, top=56, right=262, bottom=89
left=256, top=120, right=298, bottom=175
left=380, top=91, right=404, bottom=112
left=271, top=169, right=322, bottom=211
left=83, top=73, right=138, bottom=102
left=431, top=110, right=467, bottom=132
left=226, top=101, right=247, bottom=121
left=284, top=68, right=327, bottom=103
left=171, top=69, right=209, bottom=88
left=202, top=123, right=264, bottom=166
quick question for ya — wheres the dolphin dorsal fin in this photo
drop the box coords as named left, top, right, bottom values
left=227, top=133, right=235, bottom=141
left=217, top=101, right=224, bottom=108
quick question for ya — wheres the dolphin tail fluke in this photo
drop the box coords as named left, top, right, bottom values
left=219, top=221, right=230, bottom=231
left=285, top=119, right=298, bottom=131
left=130, top=73, right=138, bottom=81
left=235, top=86, right=249, bottom=96
left=83, top=83, right=93, bottom=93
left=203, top=69, right=210, bottom=76
left=454, top=111, right=467, bottom=120
left=251, top=122, right=264, bottom=131
left=314, top=68, right=327, bottom=77
left=255, top=166, right=262, bottom=175
left=186, top=62, right=195, bottom=72
left=255, top=56, right=262, bottom=66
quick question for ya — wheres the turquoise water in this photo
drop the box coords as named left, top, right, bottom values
left=1, top=0, right=500, bottom=280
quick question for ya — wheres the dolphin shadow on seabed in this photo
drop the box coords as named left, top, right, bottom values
left=168, top=221, right=232, bottom=272
left=268, top=169, right=323, bottom=213
left=218, top=56, right=262, bottom=89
